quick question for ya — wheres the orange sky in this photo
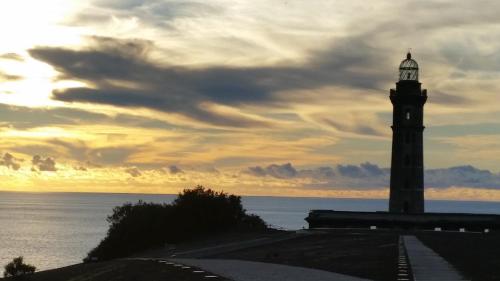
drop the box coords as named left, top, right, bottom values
left=1, top=0, right=500, bottom=200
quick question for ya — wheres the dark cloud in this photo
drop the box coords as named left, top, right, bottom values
left=89, top=147, right=136, bottom=165
left=29, top=35, right=389, bottom=127
left=12, top=138, right=139, bottom=168
left=245, top=162, right=388, bottom=189
left=0, top=103, right=177, bottom=132
left=49, top=139, right=89, bottom=162
left=247, top=166, right=266, bottom=177
left=12, top=145, right=59, bottom=158
left=168, top=165, right=183, bottom=174
left=125, top=167, right=141, bottom=177
left=0, top=153, right=22, bottom=170
left=296, top=166, right=336, bottom=180
left=247, top=163, right=298, bottom=179
left=245, top=162, right=500, bottom=190
left=32, top=155, right=57, bottom=172
left=338, top=164, right=369, bottom=178
left=360, top=162, right=385, bottom=176
left=0, top=103, right=107, bottom=129
left=47, top=140, right=138, bottom=166
left=440, top=41, right=500, bottom=73
left=425, top=165, right=500, bottom=189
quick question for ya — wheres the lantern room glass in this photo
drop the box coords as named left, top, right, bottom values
left=399, top=53, right=419, bottom=81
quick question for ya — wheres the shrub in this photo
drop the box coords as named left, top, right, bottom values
left=3, top=257, right=36, bottom=278
left=85, top=186, right=267, bottom=261
left=85, top=201, right=173, bottom=261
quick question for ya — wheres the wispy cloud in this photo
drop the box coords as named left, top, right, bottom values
left=1, top=0, right=500, bottom=199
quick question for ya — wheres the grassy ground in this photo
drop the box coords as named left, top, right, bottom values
left=210, top=229, right=400, bottom=281
left=418, top=231, right=500, bottom=281
left=5, top=229, right=498, bottom=281
left=0, top=260, right=231, bottom=281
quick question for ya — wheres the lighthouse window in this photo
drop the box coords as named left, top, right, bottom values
left=406, top=111, right=411, bottom=120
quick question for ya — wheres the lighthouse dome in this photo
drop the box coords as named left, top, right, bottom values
left=399, top=52, right=419, bottom=81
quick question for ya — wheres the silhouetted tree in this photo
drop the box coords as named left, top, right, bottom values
left=172, top=186, right=246, bottom=235
left=86, top=201, right=173, bottom=260
left=85, top=186, right=267, bottom=261
left=3, top=256, right=36, bottom=278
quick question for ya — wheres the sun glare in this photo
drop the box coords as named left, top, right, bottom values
left=0, top=0, right=85, bottom=107
left=0, top=0, right=82, bottom=50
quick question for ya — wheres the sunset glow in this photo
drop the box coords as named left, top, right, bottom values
left=1, top=0, right=500, bottom=200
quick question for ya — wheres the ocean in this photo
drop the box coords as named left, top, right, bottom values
left=1, top=191, right=500, bottom=271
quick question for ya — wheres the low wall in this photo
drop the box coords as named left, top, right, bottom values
left=306, top=210, right=500, bottom=231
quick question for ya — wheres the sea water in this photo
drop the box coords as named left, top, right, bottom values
left=1, top=191, right=500, bottom=271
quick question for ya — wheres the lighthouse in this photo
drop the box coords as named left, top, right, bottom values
left=389, top=52, right=427, bottom=214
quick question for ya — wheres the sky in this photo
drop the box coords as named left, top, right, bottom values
left=1, top=0, right=500, bottom=200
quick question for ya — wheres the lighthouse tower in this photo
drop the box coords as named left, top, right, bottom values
left=389, top=52, right=427, bottom=214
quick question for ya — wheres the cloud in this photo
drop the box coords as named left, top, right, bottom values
left=247, top=163, right=297, bottom=179
left=426, top=165, right=500, bottom=189
left=29, top=35, right=389, bottom=128
left=31, top=155, right=57, bottom=172
left=125, top=167, right=141, bottom=177
left=0, top=71, right=21, bottom=82
left=69, top=0, right=223, bottom=28
left=320, top=117, right=386, bottom=137
left=0, top=53, right=24, bottom=61
left=440, top=40, right=500, bottom=73
left=244, top=162, right=500, bottom=190
left=0, top=103, right=179, bottom=132
left=74, top=165, right=87, bottom=171
left=47, top=139, right=139, bottom=166
left=0, top=153, right=22, bottom=170
left=90, top=147, right=137, bottom=165
left=0, top=103, right=107, bottom=130
left=168, top=165, right=183, bottom=174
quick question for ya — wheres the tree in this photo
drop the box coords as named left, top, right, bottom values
left=3, top=256, right=36, bottom=278
left=85, top=186, right=268, bottom=261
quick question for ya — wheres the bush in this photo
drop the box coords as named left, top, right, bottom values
left=86, top=186, right=267, bottom=261
left=3, top=257, right=36, bottom=278
left=85, top=201, right=173, bottom=261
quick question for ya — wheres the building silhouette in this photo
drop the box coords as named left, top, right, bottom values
left=389, top=53, right=427, bottom=213
left=307, top=52, right=500, bottom=230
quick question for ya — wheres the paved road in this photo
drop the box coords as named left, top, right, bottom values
left=171, top=259, right=373, bottom=281
left=403, top=236, right=469, bottom=281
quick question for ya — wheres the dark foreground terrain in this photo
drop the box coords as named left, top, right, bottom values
left=3, top=229, right=499, bottom=281
left=418, top=231, right=500, bottom=281
left=212, top=229, right=399, bottom=281
left=0, top=259, right=230, bottom=281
